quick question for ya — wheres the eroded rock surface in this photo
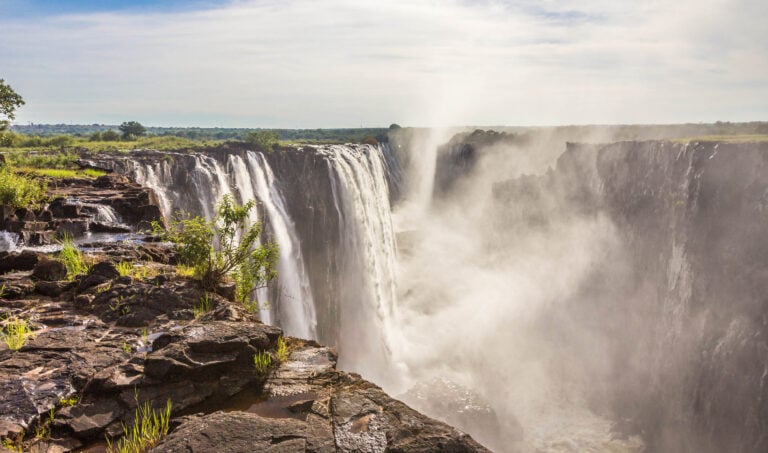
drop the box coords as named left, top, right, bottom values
left=1, top=243, right=488, bottom=452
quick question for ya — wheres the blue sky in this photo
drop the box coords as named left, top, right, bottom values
left=1, top=0, right=220, bottom=17
left=0, top=0, right=766, bottom=128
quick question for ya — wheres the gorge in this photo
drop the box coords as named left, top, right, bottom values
left=2, top=129, right=767, bottom=452
left=91, top=130, right=768, bottom=452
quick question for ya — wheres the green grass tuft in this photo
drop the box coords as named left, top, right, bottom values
left=106, top=399, right=172, bottom=453
left=276, top=336, right=289, bottom=362
left=253, top=350, right=272, bottom=374
left=1, top=316, right=34, bottom=351
left=60, top=395, right=79, bottom=407
left=116, top=261, right=133, bottom=277
left=193, top=293, right=213, bottom=319
left=58, top=235, right=90, bottom=280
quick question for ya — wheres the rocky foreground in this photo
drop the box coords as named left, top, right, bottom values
left=0, top=175, right=488, bottom=452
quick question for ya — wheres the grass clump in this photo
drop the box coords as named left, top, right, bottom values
left=115, top=262, right=157, bottom=281
left=174, top=265, right=196, bottom=278
left=58, top=235, right=90, bottom=280
left=60, top=395, right=79, bottom=407
left=116, top=261, right=133, bottom=277
left=0, top=165, right=48, bottom=208
left=276, top=336, right=289, bottom=362
left=1, top=316, right=34, bottom=350
left=106, top=399, right=172, bottom=453
left=193, top=293, right=213, bottom=319
left=253, top=351, right=272, bottom=374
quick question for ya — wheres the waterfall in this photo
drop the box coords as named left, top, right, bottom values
left=127, top=151, right=318, bottom=341
left=246, top=152, right=317, bottom=340
left=319, top=144, right=399, bottom=386
left=85, top=203, right=121, bottom=224
left=0, top=231, right=19, bottom=253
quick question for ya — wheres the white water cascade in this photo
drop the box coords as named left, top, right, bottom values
left=319, top=144, right=400, bottom=387
left=246, top=152, right=317, bottom=340
left=129, top=151, right=318, bottom=340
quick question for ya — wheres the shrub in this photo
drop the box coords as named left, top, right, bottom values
left=157, top=195, right=278, bottom=294
left=0, top=165, right=47, bottom=208
left=106, top=399, right=172, bottom=453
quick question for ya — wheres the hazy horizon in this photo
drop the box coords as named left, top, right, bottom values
left=2, top=0, right=766, bottom=128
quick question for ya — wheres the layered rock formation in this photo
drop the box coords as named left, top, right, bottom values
left=0, top=167, right=488, bottom=451
left=0, top=173, right=163, bottom=249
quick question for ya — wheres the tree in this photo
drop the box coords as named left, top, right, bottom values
left=245, top=130, right=279, bottom=151
left=0, top=79, right=25, bottom=131
left=119, top=121, right=146, bottom=140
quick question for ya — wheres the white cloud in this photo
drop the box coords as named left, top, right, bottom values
left=0, top=0, right=765, bottom=127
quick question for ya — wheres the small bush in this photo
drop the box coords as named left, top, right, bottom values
left=58, top=235, right=90, bottom=280
left=158, top=195, right=278, bottom=294
left=0, top=165, right=47, bottom=208
left=106, top=399, right=172, bottom=453
left=1, top=316, right=34, bottom=350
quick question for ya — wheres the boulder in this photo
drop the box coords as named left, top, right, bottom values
left=34, top=280, right=71, bottom=297
left=93, top=175, right=128, bottom=189
left=0, top=251, right=39, bottom=274
left=31, top=257, right=67, bottom=281
left=90, top=222, right=131, bottom=234
left=78, top=262, right=120, bottom=291
left=55, top=219, right=89, bottom=238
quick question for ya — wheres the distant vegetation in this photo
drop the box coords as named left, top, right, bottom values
left=8, top=123, right=390, bottom=144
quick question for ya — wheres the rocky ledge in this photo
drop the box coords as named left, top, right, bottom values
left=1, top=173, right=163, bottom=248
left=0, top=246, right=487, bottom=451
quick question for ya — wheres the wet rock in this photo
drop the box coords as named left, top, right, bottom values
left=37, top=210, right=53, bottom=223
left=152, top=412, right=313, bottom=453
left=89, top=222, right=131, bottom=234
left=31, top=258, right=67, bottom=282
left=34, top=281, right=70, bottom=298
left=78, top=262, right=119, bottom=291
left=0, top=251, right=39, bottom=274
left=93, top=175, right=127, bottom=189
left=0, top=274, right=35, bottom=299
left=21, top=231, right=56, bottom=246
left=54, top=219, right=89, bottom=238
left=400, top=378, right=519, bottom=451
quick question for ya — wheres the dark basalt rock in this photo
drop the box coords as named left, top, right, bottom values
left=0, top=251, right=39, bottom=274
left=151, top=412, right=316, bottom=453
left=31, top=257, right=67, bottom=282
